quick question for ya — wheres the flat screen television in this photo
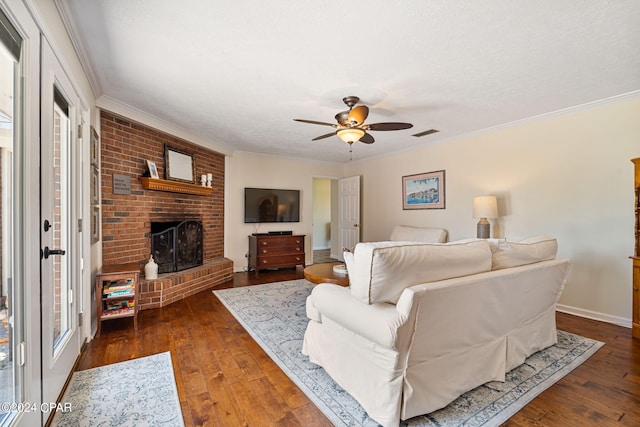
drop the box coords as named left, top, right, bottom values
left=244, top=187, right=300, bottom=223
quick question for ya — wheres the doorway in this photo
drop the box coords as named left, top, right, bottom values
left=312, top=178, right=338, bottom=263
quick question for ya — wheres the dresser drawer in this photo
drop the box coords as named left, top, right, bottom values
left=258, top=245, right=303, bottom=256
left=257, top=254, right=305, bottom=267
left=256, top=237, right=304, bottom=248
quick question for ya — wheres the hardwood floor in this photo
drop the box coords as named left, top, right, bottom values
left=77, top=268, right=640, bottom=426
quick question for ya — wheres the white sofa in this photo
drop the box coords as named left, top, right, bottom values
left=302, top=236, right=570, bottom=426
left=389, top=225, right=448, bottom=243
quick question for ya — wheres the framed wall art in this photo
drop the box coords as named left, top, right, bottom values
left=91, top=206, right=100, bottom=244
left=164, top=145, right=194, bottom=183
left=90, top=126, right=99, bottom=167
left=402, top=170, right=446, bottom=210
left=91, top=167, right=100, bottom=206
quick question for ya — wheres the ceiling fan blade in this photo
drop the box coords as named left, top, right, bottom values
left=348, top=105, right=369, bottom=126
left=293, top=119, right=337, bottom=127
left=367, top=122, right=414, bottom=131
left=312, top=131, right=337, bottom=141
left=359, top=132, right=375, bottom=144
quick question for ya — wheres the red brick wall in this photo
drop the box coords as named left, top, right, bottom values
left=100, top=111, right=225, bottom=267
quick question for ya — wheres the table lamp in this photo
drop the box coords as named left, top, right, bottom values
left=473, top=196, right=498, bottom=239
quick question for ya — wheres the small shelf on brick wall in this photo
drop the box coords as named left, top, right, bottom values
left=139, top=177, right=214, bottom=196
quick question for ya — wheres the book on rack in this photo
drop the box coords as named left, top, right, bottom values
left=104, top=278, right=135, bottom=290
left=101, top=306, right=135, bottom=317
left=103, top=288, right=135, bottom=298
left=106, top=299, right=135, bottom=310
left=103, top=277, right=136, bottom=297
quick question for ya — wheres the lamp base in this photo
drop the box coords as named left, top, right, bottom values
left=477, top=219, right=490, bottom=239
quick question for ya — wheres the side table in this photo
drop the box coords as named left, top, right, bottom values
left=303, top=263, right=349, bottom=287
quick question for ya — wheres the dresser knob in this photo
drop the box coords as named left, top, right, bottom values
left=262, top=242, right=267, bottom=246
left=296, top=248, right=300, bottom=251
left=262, top=260, right=267, bottom=264
left=263, top=249, right=267, bottom=253
left=296, top=257, right=300, bottom=261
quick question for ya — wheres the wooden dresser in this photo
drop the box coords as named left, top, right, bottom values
left=631, top=158, right=640, bottom=339
left=248, top=234, right=305, bottom=274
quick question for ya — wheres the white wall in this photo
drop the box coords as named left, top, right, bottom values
left=344, top=95, right=640, bottom=325
left=226, top=152, right=344, bottom=271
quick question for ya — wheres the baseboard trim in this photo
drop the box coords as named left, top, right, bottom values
left=557, top=304, right=632, bottom=329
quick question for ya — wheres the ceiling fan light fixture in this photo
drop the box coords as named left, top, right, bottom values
left=337, top=128, right=365, bottom=143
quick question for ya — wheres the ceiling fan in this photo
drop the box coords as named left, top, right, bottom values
left=294, top=96, right=413, bottom=158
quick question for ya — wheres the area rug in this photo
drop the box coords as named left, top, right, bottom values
left=51, top=352, right=184, bottom=426
left=213, top=279, right=604, bottom=427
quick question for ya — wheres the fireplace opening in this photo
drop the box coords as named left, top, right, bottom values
left=151, top=220, right=203, bottom=273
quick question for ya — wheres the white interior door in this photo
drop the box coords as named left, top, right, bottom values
left=338, top=176, right=361, bottom=259
left=40, top=38, right=81, bottom=415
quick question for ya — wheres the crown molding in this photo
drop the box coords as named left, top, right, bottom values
left=97, top=95, right=233, bottom=156
left=54, top=0, right=101, bottom=100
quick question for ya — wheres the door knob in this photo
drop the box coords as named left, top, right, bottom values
left=42, top=247, right=66, bottom=259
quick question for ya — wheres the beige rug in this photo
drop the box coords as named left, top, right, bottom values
left=214, top=279, right=604, bottom=426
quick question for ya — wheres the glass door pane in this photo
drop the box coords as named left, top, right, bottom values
left=0, top=21, right=19, bottom=425
left=52, top=99, right=71, bottom=352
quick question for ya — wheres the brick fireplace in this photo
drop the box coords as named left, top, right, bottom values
left=100, top=111, right=232, bottom=310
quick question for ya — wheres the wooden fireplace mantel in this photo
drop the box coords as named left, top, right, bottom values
left=139, top=177, right=214, bottom=196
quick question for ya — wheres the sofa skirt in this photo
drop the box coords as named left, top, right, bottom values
left=302, top=317, right=405, bottom=427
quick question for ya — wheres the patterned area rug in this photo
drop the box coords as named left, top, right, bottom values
left=214, top=279, right=604, bottom=427
left=51, top=352, right=184, bottom=426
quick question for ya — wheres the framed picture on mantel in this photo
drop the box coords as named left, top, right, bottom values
left=146, top=160, right=159, bottom=179
left=164, top=145, right=195, bottom=183
left=402, top=170, right=446, bottom=210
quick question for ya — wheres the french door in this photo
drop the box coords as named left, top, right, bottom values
left=0, top=0, right=41, bottom=425
left=40, top=38, right=82, bottom=416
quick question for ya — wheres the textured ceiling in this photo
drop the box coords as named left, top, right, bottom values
left=57, top=1, right=640, bottom=164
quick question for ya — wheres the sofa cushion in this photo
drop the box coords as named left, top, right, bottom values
left=349, top=240, right=492, bottom=305
left=489, top=236, right=558, bottom=270
left=389, top=225, right=447, bottom=243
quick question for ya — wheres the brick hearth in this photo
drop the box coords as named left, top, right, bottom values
left=138, top=258, right=233, bottom=310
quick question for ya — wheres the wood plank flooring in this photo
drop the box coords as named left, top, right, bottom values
left=76, top=268, right=640, bottom=426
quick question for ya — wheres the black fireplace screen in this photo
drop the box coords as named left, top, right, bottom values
left=151, top=220, right=203, bottom=273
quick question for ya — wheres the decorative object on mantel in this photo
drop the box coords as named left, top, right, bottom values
left=473, top=195, right=498, bottom=238
left=146, top=160, right=159, bottom=179
left=139, top=177, right=214, bottom=196
left=164, top=145, right=195, bottom=183
left=402, top=170, right=446, bottom=210
left=200, top=173, right=214, bottom=187
left=144, top=255, right=158, bottom=280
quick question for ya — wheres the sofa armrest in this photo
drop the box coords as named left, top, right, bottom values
left=306, top=283, right=413, bottom=348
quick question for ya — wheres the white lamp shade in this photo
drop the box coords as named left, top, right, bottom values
left=337, top=128, right=365, bottom=143
left=473, top=196, right=498, bottom=219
